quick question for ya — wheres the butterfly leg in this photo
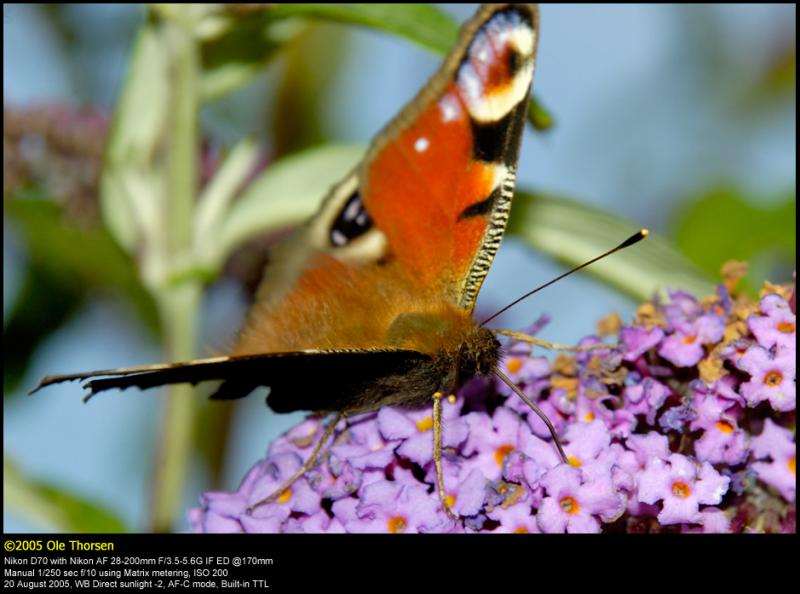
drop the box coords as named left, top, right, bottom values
left=432, top=392, right=458, bottom=521
left=494, top=369, right=568, bottom=464
left=495, top=329, right=612, bottom=352
left=247, top=412, right=343, bottom=514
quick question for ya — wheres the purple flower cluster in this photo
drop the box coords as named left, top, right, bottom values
left=189, top=279, right=796, bottom=533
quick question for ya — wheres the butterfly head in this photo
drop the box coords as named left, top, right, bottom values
left=384, top=307, right=500, bottom=392
left=455, top=325, right=502, bottom=382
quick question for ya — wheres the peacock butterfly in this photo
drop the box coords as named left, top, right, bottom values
left=32, top=4, right=553, bottom=517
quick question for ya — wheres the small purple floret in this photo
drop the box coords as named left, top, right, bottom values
left=189, top=281, right=795, bottom=533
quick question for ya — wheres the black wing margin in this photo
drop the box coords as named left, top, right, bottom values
left=29, top=350, right=431, bottom=414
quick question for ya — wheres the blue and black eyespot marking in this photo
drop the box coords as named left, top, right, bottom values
left=330, top=191, right=373, bottom=247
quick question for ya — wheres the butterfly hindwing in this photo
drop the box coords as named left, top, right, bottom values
left=31, top=350, right=433, bottom=415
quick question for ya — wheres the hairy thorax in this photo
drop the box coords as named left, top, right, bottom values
left=233, top=253, right=501, bottom=412
left=234, top=253, right=492, bottom=357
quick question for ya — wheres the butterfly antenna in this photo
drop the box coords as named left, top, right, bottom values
left=480, top=229, right=648, bottom=327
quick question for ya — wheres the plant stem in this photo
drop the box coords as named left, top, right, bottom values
left=150, top=284, right=200, bottom=532
left=165, top=17, right=198, bottom=255
left=149, top=14, right=200, bottom=532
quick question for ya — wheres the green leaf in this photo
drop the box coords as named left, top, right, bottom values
left=198, top=4, right=457, bottom=101
left=194, top=138, right=261, bottom=265
left=199, top=10, right=300, bottom=101
left=508, top=191, right=717, bottom=302
left=215, top=144, right=366, bottom=265
left=212, top=146, right=712, bottom=302
left=264, top=4, right=554, bottom=131
left=673, top=186, right=796, bottom=293
left=3, top=266, right=84, bottom=396
left=5, top=199, right=159, bottom=332
left=526, top=97, right=554, bottom=132
left=266, top=3, right=459, bottom=54
left=271, top=22, right=351, bottom=157
left=102, top=22, right=171, bottom=254
left=4, top=457, right=127, bottom=532
left=3, top=195, right=157, bottom=397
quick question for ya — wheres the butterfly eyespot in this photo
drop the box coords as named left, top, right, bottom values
left=330, top=191, right=373, bottom=247
left=507, top=48, right=523, bottom=77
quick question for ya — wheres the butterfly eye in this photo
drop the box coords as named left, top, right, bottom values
left=330, top=191, right=373, bottom=247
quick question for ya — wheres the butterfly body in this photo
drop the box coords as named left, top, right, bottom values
left=221, top=3, right=538, bottom=412
left=33, top=3, right=537, bottom=426
left=231, top=255, right=502, bottom=413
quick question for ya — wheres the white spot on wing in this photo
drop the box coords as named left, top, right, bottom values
left=438, top=95, right=461, bottom=123
left=414, top=137, right=429, bottom=153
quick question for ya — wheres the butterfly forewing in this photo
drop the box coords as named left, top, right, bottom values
left=234, top=4, right=539, bottom=358
left=360, top=4, right=538, bottom=311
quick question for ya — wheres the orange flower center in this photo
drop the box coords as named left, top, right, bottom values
left=777, top=321, right=795, bottom=334
left=764, top=370, right=783, bottom=387
left=276, top=489, right=292, bottom=504
left=716, top=420, right=735, bottom=434
left=494, top=444, right=514, bottom=467
left=559, top=496, right=580, bottom=515
left=584, top=411, right=595, bottom=422
left=683, top=335, right=698, bottom=344
left=789, top=456, right=796, bottom=476
left=387, top=515, right=407, bottom=533
left=416, top=416, right=433, bottom=432
left=444, top=494, right=456, bottom=509
left=567, top=455, right=582, bottom=468
left=671, top=481, right=691, bottom=498
left=514, top=526, right=529, bottom=534
left=506, top=358, right=523, bottom=374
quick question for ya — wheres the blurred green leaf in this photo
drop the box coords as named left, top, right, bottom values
left=5, top=199, right=159, bottom=333
left=271, top=22, right=351, bottom=156
left=194, top=137, right=261, bottom=267
left=266, top=3, right=459, bottom=53
left=216, top=144, right=366, bottom=265
left=264, top=4, right=554, bottom=131
left=5, top=192, right=157, bottom=396
left=509, top=191, right=717, bottom=301
left=199, top=10, right=299, bottom=101
left=3, top=266, right=83, bottom=395
left=216, top=4, right=553, bottom=131
left=673, top=186, right=796, bottom=293
left=212, top=144, right=712, bottom=302
left=762, top=46, right=796, bottom=96
left=195, top=4, right=458, bottom=102
left=526, top=97, right=554, bottom=132
left=4, top=457, right=127, bottom=532
left=102, top=23, right=171, bottom=254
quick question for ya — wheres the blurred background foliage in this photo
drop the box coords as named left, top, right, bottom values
left=3, top=4, right=795, bottom=532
